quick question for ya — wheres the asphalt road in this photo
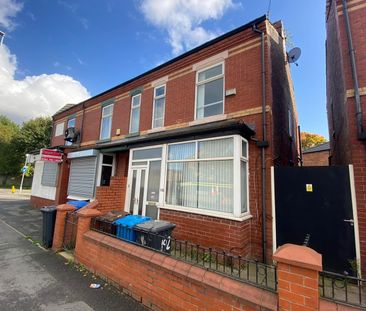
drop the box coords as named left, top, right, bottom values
left=0, top=192, right=147, bottom=311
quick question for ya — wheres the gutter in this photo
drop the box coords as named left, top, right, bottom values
left=342, top=0, right=366, bottom=140
left=252, top=24, right=269, bottom=264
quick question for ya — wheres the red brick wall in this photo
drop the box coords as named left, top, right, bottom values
left=159, top=209, right=252, bottom=257
left=326, top=0, right=366, bottom=276
left=75, top=229, right=277, bottom=311
left=303, top=151, right=330, bottom=166
left=30, top=195, right=55, bottom=208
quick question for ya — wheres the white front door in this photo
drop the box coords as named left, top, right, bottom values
left=129, top=167, right=147, bottom=216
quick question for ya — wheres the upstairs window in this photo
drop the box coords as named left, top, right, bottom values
left=65, top=118, right=75, bottom=146
left=100, top=104, right=113, bottom=140
left=196, top=63, right=224, bottom=119
left=130, top=94, right=141, bottom=133
left=152, top=85, right=165, bottom=128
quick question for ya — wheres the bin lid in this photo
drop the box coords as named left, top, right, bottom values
left=134, top=220, right=176, bottom=233
left=67, top=200, right=89, bottom=209
left=40, top=206, right=57, bottom=212
left=113, top=215, right=151, bottom=227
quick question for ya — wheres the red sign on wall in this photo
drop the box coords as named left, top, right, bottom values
left=41, top=149, right=63, bottom=162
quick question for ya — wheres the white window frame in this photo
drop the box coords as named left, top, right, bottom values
left=100, top=104, right=113, bottom=140
left=65, top=117, right=76, bottom=146
left=125, top=135, right=250, bottom=221
left=195, top=62, right=225, bottom=120
left=54, top=122, right=64, bottom=137
left=152, top=84, right=166, bottom=129
left=129, top=94, right=141, bottom=133
left=96, top=153, right=116, bottom=187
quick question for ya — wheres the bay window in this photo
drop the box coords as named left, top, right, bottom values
left=126, top=135, right=249, bottom=220
left=196, top=63, right=224, bottom=119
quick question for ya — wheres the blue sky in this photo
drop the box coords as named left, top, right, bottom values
left=0, top=0, right=328, bottom=138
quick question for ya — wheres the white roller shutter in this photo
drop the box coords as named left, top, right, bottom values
left=67, top=156, right=98, bottom=199
left=41, top=162, right=59, bottom=187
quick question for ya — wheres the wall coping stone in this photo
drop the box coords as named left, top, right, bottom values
left=273, top=243, right=322, bottom=271
left=56, top=204, right=76, bottom=212
left=82, top=230, right=278, bottom=310
left=77, top=208, right=102, bottom=218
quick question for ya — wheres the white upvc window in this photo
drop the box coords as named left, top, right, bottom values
left=195, top=63, right=224, bottom=120
left=125, top=135, right=249, bottom=220
left=130, top=94, right=141, bottom=133
left=100, top=104, right=113, bottom=140
left=65, top=117, right=76, bottom=146
left=152, top=85, right=166, bottom=129
left=55, top=122, right=64, bottom=137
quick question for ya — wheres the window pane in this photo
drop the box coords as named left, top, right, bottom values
left=100, top=116, right=111, bottom=139
left=130, top=107, right=140, bottom=133
left=129, top=170, right=137, bottom=214
left=132, top=147, right=162, bottom=160
left=198, top=138, right=233, bottom=158
left=155, top=85, right=165, bottom=97
left=242, top=140, right=247, bottom=158
left=197, top=160, right=233, bottom=213
left=204, top=102, right=223, bottom=118
left=166, top=162, right=198, bottom=208
left=168, top=142, right=195, bottom=160
left=103, top=155, right=113, bottom=165
left=67, top=118, right=75, bottom=128
left=147, top=160, right=161, bottom=202
left=196, top=85, right=205, bottom=119
left=153, top=97, right=165, bottom=128
left=103, top=105, right=112, bottom=116
left=132, top=95, right=141, bottom=107
left=198, top=64, right=222, bottom=82
left=100, top=165, right=112, bottom=186
left=204, top=78, right=223, bottom=106
left=241, top=161, right=247, bottom=213
left=138, top=170, right=145, bottom=215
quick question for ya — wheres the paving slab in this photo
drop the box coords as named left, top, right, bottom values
left=0, top=196, right=147, bottom=311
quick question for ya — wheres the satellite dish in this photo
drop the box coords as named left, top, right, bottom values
left=287, top=47, right=301, bottom=65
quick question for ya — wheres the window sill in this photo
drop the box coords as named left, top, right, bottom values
left=189, top=114, right=227, bottom=127
left=146, top=127, right=167, bottom=134
left=96, top=138, right=111, bottom=144
left=158, top=204, right=252, bottom=222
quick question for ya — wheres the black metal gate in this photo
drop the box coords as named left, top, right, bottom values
left=63, top=211, right=78, bottom=250
left=274, top=166, right=357, bottom=275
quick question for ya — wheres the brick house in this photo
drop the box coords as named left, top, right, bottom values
left=302, top=142, right=330, bottom=166
left=31, top=15, right=299, bottom=262
left=326, top=0, right=366, bottom=275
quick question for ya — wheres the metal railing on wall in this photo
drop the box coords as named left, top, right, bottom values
left=90, top=218, right=277, bottom=291
left=319, top=270, right=366, bottom=308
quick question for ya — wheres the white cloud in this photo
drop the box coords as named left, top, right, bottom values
left=0, top=0, right=23, bottom=30
left=140, top=0, right=234, bottom=55
left=0, top=45, right=90, bottom=123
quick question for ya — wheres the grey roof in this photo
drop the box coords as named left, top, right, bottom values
left=54, top=103, right=75, bottom=116
left=303, top=142, right=330, bottom=154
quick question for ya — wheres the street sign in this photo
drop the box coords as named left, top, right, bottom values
left=41, top=149, right=63, bottom=162
left=21, top=166, right=27, bottom=173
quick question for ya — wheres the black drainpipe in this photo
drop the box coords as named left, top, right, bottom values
left=252, top=24, right=269, bottom=264
left=342, top=0, right=366, bottom=140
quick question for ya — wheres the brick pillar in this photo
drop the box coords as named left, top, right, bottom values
left=55, top=160, right=70, bottom=205
left=52, top=204, right=76, bottom=251
left=74, top=208, right=102, bottom=259
left=274, top=244, right=322, bottom=311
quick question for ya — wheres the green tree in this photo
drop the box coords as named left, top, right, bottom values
left=301, top=132, right=327, bottom=150
left=0, top=116, right=21, bottom=186
left=15, top=117, right=52, bottom=155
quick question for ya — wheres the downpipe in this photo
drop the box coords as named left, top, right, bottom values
left=252, top=24, right=269, bottom=264
left=342, top=0, right=366, bottom=140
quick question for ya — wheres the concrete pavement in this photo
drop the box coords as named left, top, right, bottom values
left=0, top=194, right=147, bottom=311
